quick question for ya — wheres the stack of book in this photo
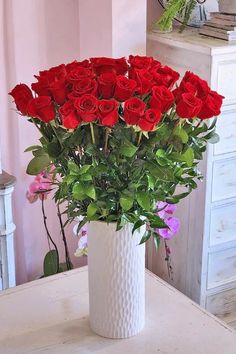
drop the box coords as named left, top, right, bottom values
left=199, top=12, right=236, bottom=41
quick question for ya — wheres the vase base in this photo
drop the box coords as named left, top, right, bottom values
left=90, top=320, right=145, bottom=339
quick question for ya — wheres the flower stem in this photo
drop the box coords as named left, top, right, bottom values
left=57, top=203, right=72, bottom=270
left=41, top=197, right=59, bottom=272
left=104, top=128, right=110, bottom=155
left=90, top=123, right=95, bottom=144
left=137, top=131, right=142, bottom=146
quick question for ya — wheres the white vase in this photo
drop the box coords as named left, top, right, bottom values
left=219, top=0, right=236, bottom=14
left=87, top=221, right=146, bottom=339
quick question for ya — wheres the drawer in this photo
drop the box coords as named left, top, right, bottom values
left=210, top=203, right=236, bottom=246
left=214, top=107, right=236, bottom=155
left=217, top=60, right=236, bottom=103
left=206, top=287, right=236, bottom=316
left=212, top=158, right=236, bottom=202
left=208, top=247, right=236, bottom=288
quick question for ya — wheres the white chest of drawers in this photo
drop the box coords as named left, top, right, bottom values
left=147, top=28, right=236, bottom=317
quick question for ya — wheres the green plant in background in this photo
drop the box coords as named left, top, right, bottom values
left=153, top=0, right=199, bottom=32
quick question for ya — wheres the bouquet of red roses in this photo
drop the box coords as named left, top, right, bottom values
left=9, top=55, right=223, bottom=245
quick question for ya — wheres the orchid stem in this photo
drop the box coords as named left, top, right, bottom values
left=90, top=123, right=95, bottom=144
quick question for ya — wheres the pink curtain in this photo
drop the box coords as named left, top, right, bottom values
left=0, top=0, right=85, bottom=284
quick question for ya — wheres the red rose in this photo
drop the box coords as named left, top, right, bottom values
left=114, top=58, right=128, bottom=75
left=149, top=86, right=174, bottom=113
left=98, top=99, right=118, bottom=126
left=66, top=67, right=94, bottom=84
left=129, top=55, right=154, bottom=78
left=124, top=97, right=146, bottom=125
left=152, top=65, right=180, bottom=89
left=65, top=60, right=91, bottom=73
left=27, top=96, right=56, bottom=123
left=74, top=94, right=98, bottom=122
left=114, top=76, right=137, bottom=102
left=49, top=79, right=68, bottom=105
left=32, top=64, right=67, bottom=97
left=177, top=71, right=210, bottom=100
left=9, top=84, right=33, bottom=115
left=138, top=109, right=161, bottom=131
left=90, top=57, right=128, bottom=75
left=176, top=93, right=202, bottom=118
left=68, top=79, right=98, bottom=100
left=98, top=73, right=116, bottom=99
left=59, top=100, right=81, bottom=129
left=132, top=69, right=153, bottom=96
left=198, top=91, right=224, bottom=119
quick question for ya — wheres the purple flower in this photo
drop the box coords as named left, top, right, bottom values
left=156, top=216, right=180, bottom=240
left=157, top=201, right=176, bottom=218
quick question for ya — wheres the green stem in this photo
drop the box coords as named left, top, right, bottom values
left=137, top=131, right=142, bottom=146
left=90, top=123, right=95, bottom=144
left=104, top=128, right=110, bottom=155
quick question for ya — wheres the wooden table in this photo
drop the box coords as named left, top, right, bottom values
left=0, top=267, right=235, bottom=354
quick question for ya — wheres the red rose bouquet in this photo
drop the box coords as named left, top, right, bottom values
left=10, top=55, right=224, bottom=247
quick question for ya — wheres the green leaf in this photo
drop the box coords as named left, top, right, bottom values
left=120, top=194, right=133, bottom=211
left=84, top=184, right=96, bottom=200
left=87, top=203, right=98, bottom=218
left=78, top=165, right=91, bottom=175
left=136, top=191, right=151, bottom=211
left=146, top=162, right=174, bottom=181
left=26, top=154, right=51, bottom=175
left=139, top=230, right=151, bottom=245
left=208, top=133, right=220, bottom=144
left=173, top=126, right=188, bottom=144
left=132, top=219, right=145, bottom=234
left=120, top=140, right=138, bottom=158
left=116, top=214, right=129, bottom=231
left=153, top=234, right=161, bottom=250
left=149, top=215, right=168, bottom=229
left=68, top=161, right=79, bottom=174
left=43, top=250, right=59, bottom=277
left=147, top=175, right=156, bottom=190
left=47, top=141, right=62, bottom=158
left=24, top=145, right=42, bottom=152
left=79, top=173, right=92, bottom=181
left=72, top=182, right=86, bottom=200
left=170, top=147, right=194, bottom=167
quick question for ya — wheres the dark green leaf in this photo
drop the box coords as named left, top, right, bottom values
left=43, top=250, right=59, bottom=277
left=26, top=154, right=51, bottom=175
left=132, top=219, right=145, bottom=234
left=139, top=230, right=151, bottom=245
left=120, top=140, right=138, bottom=158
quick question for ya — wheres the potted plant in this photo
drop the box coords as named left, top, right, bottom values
left=9, top=55, right=223, bottom=339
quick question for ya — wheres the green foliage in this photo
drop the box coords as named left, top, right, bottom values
left=24, top=107, right=218, bottom=246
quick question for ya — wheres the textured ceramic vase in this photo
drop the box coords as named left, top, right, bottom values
left=87, top=221, right=146, bottom=339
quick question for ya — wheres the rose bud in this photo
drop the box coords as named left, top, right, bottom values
left=27, top=96, right=56, bottom=123
left=9, top=84, right=33, bottom=115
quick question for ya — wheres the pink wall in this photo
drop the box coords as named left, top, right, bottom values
left=1, top=0, right=147, bottom=285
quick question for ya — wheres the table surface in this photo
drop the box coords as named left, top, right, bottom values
left=0, top=266, right=235, bottom=354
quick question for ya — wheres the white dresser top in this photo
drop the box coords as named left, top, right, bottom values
left=148, top=28, right=236, bottom=55
left=0, top=266, right=235, bottom=353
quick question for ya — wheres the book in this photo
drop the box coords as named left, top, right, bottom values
left=208, top=17, right=236, bottom=27
left=205, top=21, right=236, bottom=32
left=211, top=12, right=236, bottom=21
left=199, top=28, right=236, bottom=41
left=202, top=24, right=236, bottom=35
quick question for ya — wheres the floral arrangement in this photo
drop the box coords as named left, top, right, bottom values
left=9, top=55, right=223, bottom=255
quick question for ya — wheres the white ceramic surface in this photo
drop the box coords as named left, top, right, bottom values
left=87, top=221, right=146, bottom=339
